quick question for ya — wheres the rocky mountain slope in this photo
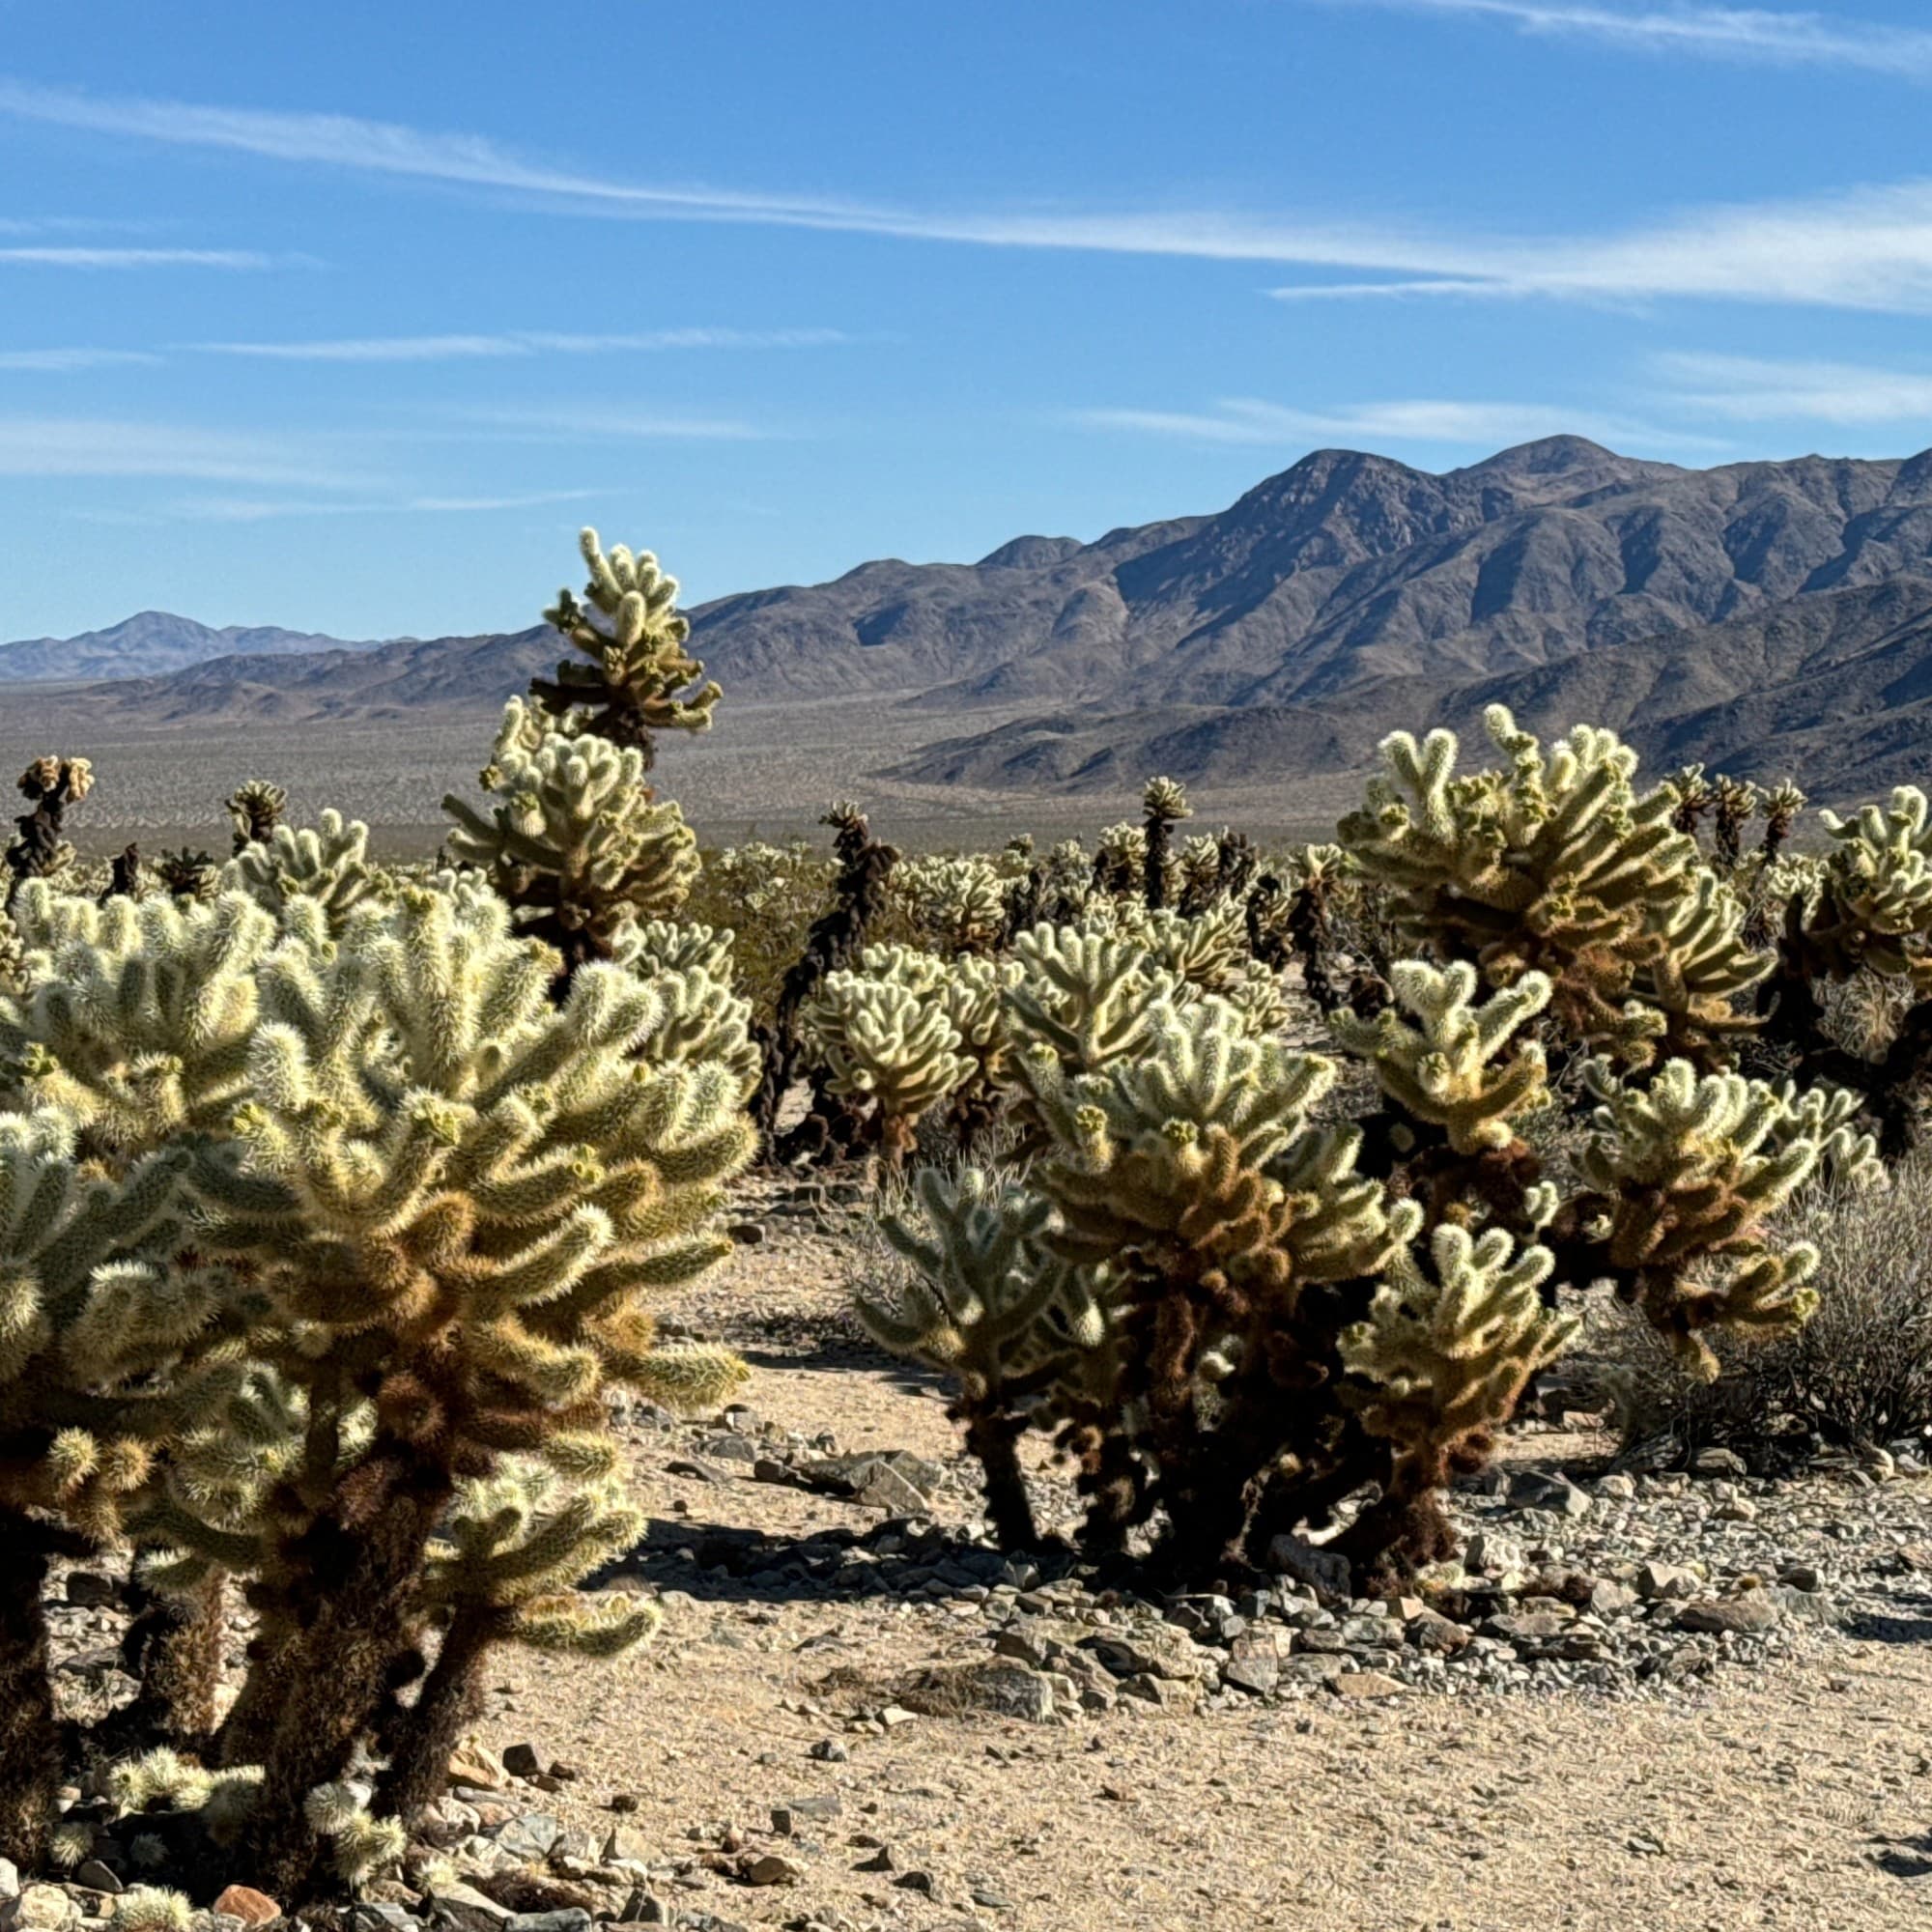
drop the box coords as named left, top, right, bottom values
left=0, top=611, right=392, bottom=682
left=19, top=436, right=1932, bottom=802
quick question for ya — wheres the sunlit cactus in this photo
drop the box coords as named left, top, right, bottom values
left=225, top=808, right=377, bottom=933
left=864, top=1165, right=1102, bottom=1545
left=443, top=696, right=699, bottom=974
left=1140, top=775, right=1192, bottom=911
left=1572, top=1057, right=1825, bottom=1377
left=1333, top=959, right=1551, bottom=1155
left=535, top=527, right=721, bottom=762
left=1338, top=707, right=1762, bottom=1065
left=1340, top=1220, right=1577, bottom=1570
left=5, top=757, right=94, bottom=907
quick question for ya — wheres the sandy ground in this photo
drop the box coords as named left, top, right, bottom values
left=444, top=1195, right=1932, bottom=1932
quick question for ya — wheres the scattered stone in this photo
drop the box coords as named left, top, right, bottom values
left=1677, top=1592, right=1780, bottom=1635
left=3, top=1887, right=77, bottom=1932
left=427, top=1882, right=514, bottom=1928
left=501, top=1745, right=544, bottom=1779
left=1690, top=1447, right=1747, bottom=1479
left=495, top=1814, right=563, bottom=1863
left=892, top=1871, right=936, bottom=1895
left=725, top=1221, right=767, bottom=1246
left=771, top=1797, right=842, bottom=1837
left=1264, top=1534, right=1351, bottom=1601
left=71, top=1863, right=123, bottom=1897
left=1508, top=1470, right=1592, bottom=1518
left=209, top=1889, right=276, bottom=1927
left=1330, top=1670, right=1407, bottom=1700
left=447, top=1743, right=508, bottom=1792
left=738, top=1856, right=802, bottom=1888
left=1221, top=1632, right=1282, bottom=1696
left=856, top=1463, right=930, bottom=1516
left=503, top=1914, right=590, bottom=1932
left=1636, top=1562, right=1701, bottom=1602
left=809, top=1740, right=849, bottom=1763
left=64, top=1573, right=120, bottom=1609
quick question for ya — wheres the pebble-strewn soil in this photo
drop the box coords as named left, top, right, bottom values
left=28, top=1176, right=1932, bottom=1932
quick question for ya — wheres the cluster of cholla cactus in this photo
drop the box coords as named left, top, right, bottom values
left=834, top=709, right=1896, bottom=1590
left=0, top=530, right=759, bottom=1901
left=0, top=870, right=756, bottom=1890
left=6, top=757, right=95, bottom=907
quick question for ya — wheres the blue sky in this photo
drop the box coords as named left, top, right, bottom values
left=2, top=0, right=1929, bottom=640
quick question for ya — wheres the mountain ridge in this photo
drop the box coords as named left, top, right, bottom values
left=0, top=611, right=396, bottom=683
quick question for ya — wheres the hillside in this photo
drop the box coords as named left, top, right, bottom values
left=0, top=611, right=392, bottom=682
left=16, top=436, right=1932, bottom=805
left=893, top=575, right=1932, bottom=801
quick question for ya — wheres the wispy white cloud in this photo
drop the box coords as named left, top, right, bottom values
left=187, top=326, right=854, bottom=362
left=1074, top=395, right=1713, bottom=450
left=0, top=347, right=162, bottom=370
left=168, top=487, right=604, bottom=521
left=1655, top=350, right=1932, bottom=421
left=458, top=407, right=774, bottom=441
left=0, top=245, right=284, bottom=269
left=16, top=78, right=1932, bottom=311
left=0, top=418, right=365, bottom=485
left=1330, top=2, right=1932, bottom=80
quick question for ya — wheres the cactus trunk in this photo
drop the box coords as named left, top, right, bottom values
left=960, top=1408, right=1037, bottom=1550
left=123, top=1571, right=226, bottom=1753
left=0, top=1507, right=58, bottom=1867
left=244, top=1448, right=451, bottom=1895
left=375, top=1603, right=498, bottom=1828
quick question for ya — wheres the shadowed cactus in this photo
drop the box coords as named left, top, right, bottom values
left=6, top=757, right=94, bottom=907
left=224, top=781, right=288, bottom=856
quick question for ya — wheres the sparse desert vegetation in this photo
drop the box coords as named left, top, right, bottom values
left=5, top=526, right=1932, bottom=1932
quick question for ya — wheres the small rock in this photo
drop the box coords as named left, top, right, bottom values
left=71, top=1864, right=123, bottom=1897
left=856, top=1464, right=930, bottom=1516
left=1777, top=1562, right=1823, bottom=1593
left=809, top=1739, right=849, bottom=1763
left=892, top=1872, right=936, bottom=1895
left=64, top=1573, right=120, bottom=1609
left=494, top=1813, right=562, bottom=1863
left=665, top=1458, right=726, bottom=1485
left=1264, top=1534, right=1351, bottom=1602
left=1677, top=1592, right=1780, bottom=1635
left=1220, top=1633, right=1281, bottom=1696
left=878, top=1704, right=918, bottom=1728
left=1587, top=1579, right=1638, bottom=1617
left=427, top=1883, right=514, bottom=1928
left=852, top=1848, right=895, bottom=1874
left=3, top=1887, right=77, bottom=1932
left=503, top=1916, right=591, bottom=1932
left=1406, top=1610, right=1471, bottom=1656
left=446, top=1743, right=508, bottom=1793
left=1463, top=1531, right=1523, bottom=1576
left=1594, top=1472, right=1637, bottom=1500
left=1690, top=1447, right=1747, bottom=1479
left=743, top=1857, right=805, bottom=1894
left=1636, top=1562, right=1701, bottom=1602
left=501, top=1745, right=544, bottom=1780
left=771, top=1796, right=842, bottom=1837
left=602, top=1828, right=648, bottom=1864
left=1330, top=1670, right=1407, bottom=1700
left=725, top=1221, right=766, bottom=1246
left=1507, top=1470, right=1591, bottom=1519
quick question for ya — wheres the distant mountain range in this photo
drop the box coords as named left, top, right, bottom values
left=0, top=611, right=394, bottom=683
left=15, top=436, right=1932, bottom=803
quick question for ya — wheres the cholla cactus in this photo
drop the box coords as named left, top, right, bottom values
left=153, top=848, right=221, bottom=902
left=619, top=917, right=735, bottom=980
left=1340, top=1222, right=1576, bottom=1570
left=895, top=854, right=1008, bottom=954
left=535, top=527, right=721, bottom=762
left=1141, top=776, right=1192, bottom=911
left=112, top=1889, right=193, bottom=1932
left=0, top=885, right=273, bottom=1153
left=1761, top=780, right=1805, bottom=858
left=5, top=757, right=93, bottom=906
left=0, top=1109, right=226, bottom=1863
left=864, top=1166, right=1102, bottom=1545
left=443, top=697, right=699, bottom=974
left=1812, top=786, right=1932, bottom=988
left=1339, top=707, right=1766, bottom=1067
left=1570, top=1058, right=1824, bottom=1377
left=1131, top=901, right=1250, bottom=997
left=799, top=954, right=972, bottom=1162
left=225, top=809, right=377, bottom=933
left=1334, top=960, right=1551, bottom=1156
left=1093, top=820, right=1147, bottom=900
left=31, top=883, right=758, bottom=1888
left=225, top=781, right=288, bottom=855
